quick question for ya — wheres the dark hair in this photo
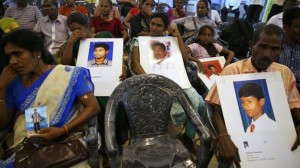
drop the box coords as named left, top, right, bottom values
left=196, top=25, right=218, bottom=56
left=0, top=29, right=54, bottom=64
left=150, top=13, right=169, bottom=30
left=94, top=43, right=109, bottom=51
left=238, top=83, right=264, bottom=100
left=207, top=64, right=216, bottom=69
left=49, top=0, right=59, bottom=8
left=141, top=0, right=155, bottom=5
left=252, top=24, right=284, bottom=45
left=67, top=12, right=89, bottom=27
left=151, top=42, right=166, bottom=51
left=283, top=7, right=300, bottom=26
left=99, top=0, right=113, bottom=7
left=283, top=0, right=299, bottom=11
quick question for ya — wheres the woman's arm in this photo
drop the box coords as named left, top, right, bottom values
left=220, top=48, right=234, bottom=67
left=131, top=46, right=146, bottom=74
left=61, top=29, right=84, bottom=65
left=188, top=55, right=206, bottom=73
left=123, top=12, right=133, bottom=28
left=32, top=92, right=100, bottom=141
left=170, top=26, right=188, bottom=63
left=0, top=65, right=17, bottom=128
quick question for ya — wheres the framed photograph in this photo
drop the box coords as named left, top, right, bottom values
left=197, top=56, right=225, bottom=89
left=216, top=72, right=300, bottom=167
left=76, top=38, right=123, bottom=96
left=139, top=36, right=191, bottom=89
left=25, top=106, right=49, bottom=137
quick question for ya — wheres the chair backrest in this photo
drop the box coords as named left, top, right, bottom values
left=105, top=74, right=211, bottom=167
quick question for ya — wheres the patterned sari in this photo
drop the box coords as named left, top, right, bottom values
left=1, top=65, right=94, bottom=168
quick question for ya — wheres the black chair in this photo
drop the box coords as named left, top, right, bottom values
left=105, top=74, right=212, bottom=168
left=86, top=115, right=99, bottom=168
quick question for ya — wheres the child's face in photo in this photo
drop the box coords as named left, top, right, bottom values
left=240, top=96, right=265, bottom=120
left=94, top=47, right=108, bottom=59
left=199, top=28, right=213, bottom=45
left=152, top=45, right=167, bottom=60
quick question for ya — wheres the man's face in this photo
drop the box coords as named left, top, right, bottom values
left=66, top=0, right=75, bottom=6
left=150, top=17, right=165, bottom=36
left=16, top=0, right=27, bottom=5
left=42, top=0, right=58, bottom=17
left=152, top=45, right=167, bottom=60
left=251, top=32, right=282, bottom=70
left=284, top=17, right=300, bottom=42
left=94, top=47, right=108, bottom=59
left=99, top=0, right=111, bottom=15
left=240, top=96, right=265, bottom=120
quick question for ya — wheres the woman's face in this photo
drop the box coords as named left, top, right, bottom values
left=196, top=1, right=208, bottom=17
left=199, top=28, right=213, bottom=44
left=150, top=17, right=166, bottom=36
left=5, top=43, right=39, bottom=75
left=175, top=0, right=185, bottom=9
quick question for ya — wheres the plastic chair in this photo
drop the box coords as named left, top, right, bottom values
left=105, top=74, right=212, bottom=168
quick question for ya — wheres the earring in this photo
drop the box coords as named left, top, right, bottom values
left=37, top=55, right=41, bottom=59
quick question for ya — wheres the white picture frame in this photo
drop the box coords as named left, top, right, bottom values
left=138, top=36, right=191, bottom=89
left=197, top=56, right=225, bottom=90
left=76, top=38, right=123, bottom=96
left=216, top=72, right=300, bottom=168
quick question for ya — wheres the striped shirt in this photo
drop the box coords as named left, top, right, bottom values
left=205, top=58, right=300, bottom=110
left=278, top=40, right=300, bottom=88
left=34, top=14, right=69, bottom=55
left=4, top=5, right=42, bottom=30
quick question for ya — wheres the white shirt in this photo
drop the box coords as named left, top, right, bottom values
left=211, top=10, right=222, bottom=24
left=267, top=12, right=283, bottom=28
left=225, top=0, right=242, bottom=10
left=246, top=113, right=277, bottom=133
left=249, top=0, right=265, bottom=6
left=151, top=56, right=175, bottom=70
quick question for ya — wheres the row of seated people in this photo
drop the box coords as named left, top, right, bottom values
left=1, top=5, right=300, bottom=167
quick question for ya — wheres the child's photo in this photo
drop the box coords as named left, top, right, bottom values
left=25, top=106, right=49, bottom=137
left=234, top=79, right=277, bottom=133
left=87, top=41, right=114, bottom=67
left=149, top=40, right=175, bottom=70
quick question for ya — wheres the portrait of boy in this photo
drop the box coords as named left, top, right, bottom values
left=235, top=81, right=277, bottom=133
left=88, top=42, right=112, bottom=66
left=150, top=41, right=174, bottom=70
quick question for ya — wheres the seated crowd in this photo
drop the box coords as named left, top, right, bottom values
left=0, top=0, right=299, bottom=167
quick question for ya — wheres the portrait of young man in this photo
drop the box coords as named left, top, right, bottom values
left=150, top=41, right=175, bottom=70
left=88, top=42, right=113, bottom=67
left=235, top=81, right=277, bottom=133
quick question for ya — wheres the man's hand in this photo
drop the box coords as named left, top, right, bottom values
left=291, top=125, right=300, bottom=151
left=216, top=135, right=241, bottom=168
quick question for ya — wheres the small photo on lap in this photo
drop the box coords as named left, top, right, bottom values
left=25, top=106, right=49, bottom=137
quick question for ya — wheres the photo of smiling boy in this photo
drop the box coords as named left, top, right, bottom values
left=150, top=41, right=175, bottom=70
left=88, top=42, right=112, bottom=66
left=238, top=82, right=277, bottom=133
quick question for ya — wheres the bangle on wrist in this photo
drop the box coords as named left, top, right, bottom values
left=212, top=133, right=230, bottom=146
left=63, top=125, right=69, bottom=135
left=0, top=99, right=5, bottom=102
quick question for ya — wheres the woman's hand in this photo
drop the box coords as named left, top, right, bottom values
left=31, top=127, right=65, bottom=141
left=67, top=29, right=86, bottom=44
left=197, top=61, right=206, bottom=73
left=170, top=26, right=181, bottom=38
left=0, top=64, right=18, bottom=87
